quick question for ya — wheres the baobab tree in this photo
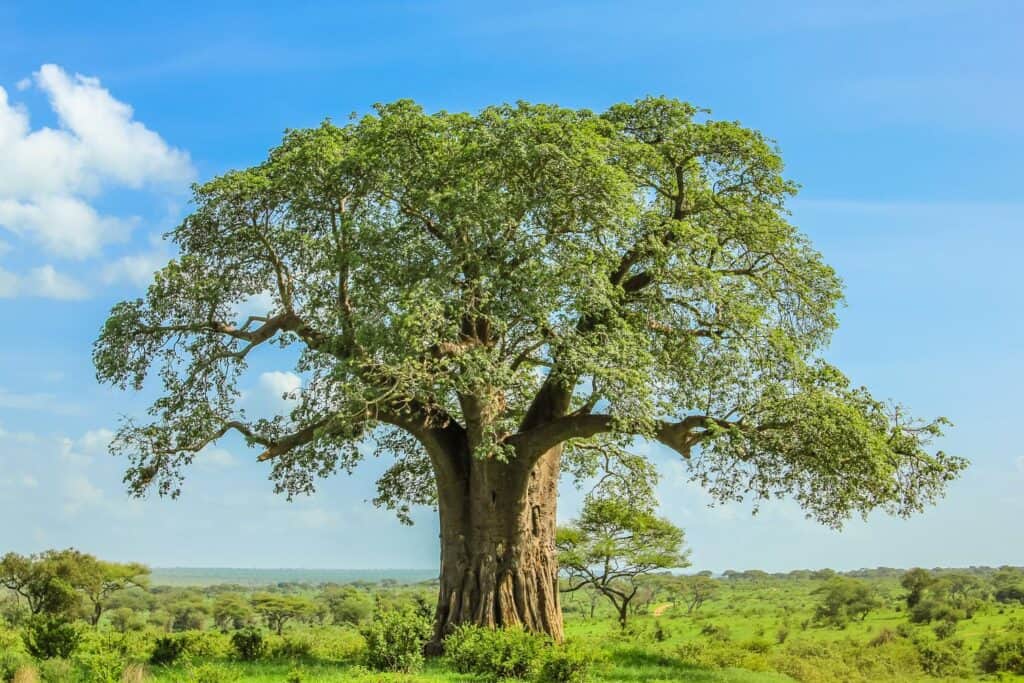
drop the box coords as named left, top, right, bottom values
left=94, top=97, right=966, bottom=648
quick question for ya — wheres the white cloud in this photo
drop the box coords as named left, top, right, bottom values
left=0, top=387, right=81, bottom=414
left=0, top=264, right=89, bottom=299
left=102, top=248, right=168, bottom=287
left=77, top=428, right=115, bottom=456
left=0, top=266, right=16, bottom=297
left=63, top=474, right=104, bottom=514
left=25, top=265, right=89, bottom=299
left=22, top=474, right=38, bottom=488
left=232, top=291, right=277, bottom=321
left=258, top=371, right=302, bottom=407
left=289, top=507, right=339, bottom=529
left=0, top=64, right=194, bottom=262
left=0, top=196, right=134, bottom=259
left=197, top=446, right=237, bottom=469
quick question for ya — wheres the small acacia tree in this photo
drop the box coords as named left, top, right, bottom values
left=251, top=593, right=315, bottom=635
left=677, top=574, right=719, bottom=614
left=94, top=97, right=966, bottom=645
left=812, top=576, right=881, bottom=626
left=76, top=556, right=150, bottom=626
left=557, top=496, right=689, bottom=628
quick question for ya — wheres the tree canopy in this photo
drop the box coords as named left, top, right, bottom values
left=94, top=96, right=965, bottom=529
left=557, top=495, right=689, bottom=627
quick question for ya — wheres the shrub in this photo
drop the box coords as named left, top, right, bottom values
left=535, top=643, right=597, bottom=683
left=22, top=617, right=81, bottom=660
left=445, top=625, right=546, bottom=681
left=775, top=624, right=790, bottom=644
left=869, top=628, right=898, bottom=646
left=231, top=627, right=265, bottom=661
left=933, top=619, right=957, bottom=640
left=184, top=662, right=241, bottom=683
left=270, top=634, right=314, bottom=660
left=741, top=638, right=773, bottom=654
left=179, top=630, right=231, bottom=658
left=698, top=623, right=731, bottom=642
left=361, top=609, right=431, bottom=673
left=0, top=651, right=31, bottom=682
left=72, top=649, right=126, bottom=683
left=149, top=636, right=185, bottom=666
left=307, top=626, right=365, bottom=663
left=35, top=658, right=72, bottom=683
left=915, top=637, right=969, bottom=677
left=976, top=628, right=1024, bottom=674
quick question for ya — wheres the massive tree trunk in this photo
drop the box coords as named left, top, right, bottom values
left=428, top=444, right=563, bottom=651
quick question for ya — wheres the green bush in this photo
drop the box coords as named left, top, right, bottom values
left=535, top=642, right=597, bottom=683
left=72, top=649, right=126, bottom=683
left=0, top=650, right=31, bottom=681
left=361, top=609, right=431, bottom=673
left=179, top=630, right=232, bottom=658
left=307, top=626, right=365, bottom=662
left=22, top=616, right=81, bottom=660
left=445, top=625, right=547, bottom=681
left=36, top=657, right=73, bottom=683
left=976, top=628, right=1024, bottom=674
left=231, top=627, right=265, bottom=661
left=698, top=623, right=731, bottom=642
left=270, top=634, right=315, bottom=660
left=184, top=662, right=242, bottom=682
left=914, top=637, right=969, bottom=677
left=149, top=635, right=185, bottom=666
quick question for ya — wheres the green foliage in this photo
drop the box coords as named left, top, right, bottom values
left=535, top=642, right=598, bottom=683
left=558, top=495, right=688, bottom=627
left=445, top=625, right=547, bottom=680
left=230, top=627, right=265, bottom=661
left=900, top=568, right=933, bottom=608
left=22, top=616, right=81, bottom=660
left=0, top=551, right=84, bottom=617
left=913, top=636, right=969, bottom=677
left=95, top=97, right=963, bottom=543
left=360, top=609, right=431, bottom=673
left=213, top=593, right=255, bottom=630
left=269, top=633, right=315, bottom=660
left=0, top=650, right=31, bottom=682
left=319, top=586, right=373, bottom=626
left=251, top=594, right=315, bottom=636
left=976, top=621, right=1024, bottom=674
left=812, top=577, right=880, bottom=626
left=699, top=623, right=732, bottom=642
left=149, top=635, right=185, bottom=666
left=183, top=661, right=242, bottom=682
left=70, top=648, right=126, bottom=683
left=35, top=657, right=73, bottom=682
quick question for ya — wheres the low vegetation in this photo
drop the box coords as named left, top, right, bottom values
left=3, top=550, right=1024, bottom=681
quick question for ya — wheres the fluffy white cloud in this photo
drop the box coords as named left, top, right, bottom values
left=0, top=196, right=135, bottom=259
left=101, top=248, right=168, bottom=287
left=259, top=371, right=302, bottom=406
left=0, top=264, right=89, bottom=299
left=63, top=474, right=104, bottom=515
left=0, top=64, right=194, bottom=261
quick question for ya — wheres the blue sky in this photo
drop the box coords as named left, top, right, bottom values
left=1, top=1, right=1022, bottom=572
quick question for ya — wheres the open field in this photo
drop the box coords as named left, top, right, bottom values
left=4, top=566, right=1024, bottom=682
